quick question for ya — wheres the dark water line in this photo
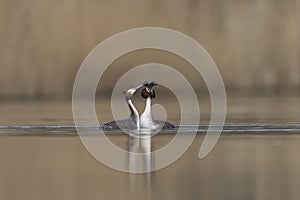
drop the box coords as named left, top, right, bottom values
left=0, top=123, right=299, bottom=129
left=0, top=124, right=299, bottom=136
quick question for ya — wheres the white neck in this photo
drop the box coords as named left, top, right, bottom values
left=140, top=97, right=154, bottom=126
left=128, top=99, right=140, bottom=130
left=144, top=97, right=152, bottom=117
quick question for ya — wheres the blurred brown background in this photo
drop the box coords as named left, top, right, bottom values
left=0, top=2, right=300, bottom=200
left=0, top=0, right=299, bottom=99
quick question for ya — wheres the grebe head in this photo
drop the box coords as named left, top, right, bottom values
left=123, top=84, right=143, bottom=101
left=141, top=81, right=157, bottom=99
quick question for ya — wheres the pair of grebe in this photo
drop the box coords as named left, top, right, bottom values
left=100, top=81, right=174, bottom=130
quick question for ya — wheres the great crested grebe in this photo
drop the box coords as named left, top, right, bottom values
left=100, top=84, right=142, bottom=130
left=140, top=81, right=175, bottom=129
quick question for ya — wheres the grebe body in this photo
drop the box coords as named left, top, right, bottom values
left=140, top=82, right=174, bottom=129
left=100, top=85, right=142, bottom=130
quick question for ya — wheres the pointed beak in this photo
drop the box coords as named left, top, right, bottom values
left=133, top=84, right=143, bottom=91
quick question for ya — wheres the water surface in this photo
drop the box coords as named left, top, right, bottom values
left=0, top=96, right=299, bottom=200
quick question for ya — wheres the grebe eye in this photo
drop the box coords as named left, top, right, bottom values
left=146, top=88, right=150, bottom=93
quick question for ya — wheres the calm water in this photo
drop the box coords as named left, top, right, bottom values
left=0, top=96, right=300, bottom=200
